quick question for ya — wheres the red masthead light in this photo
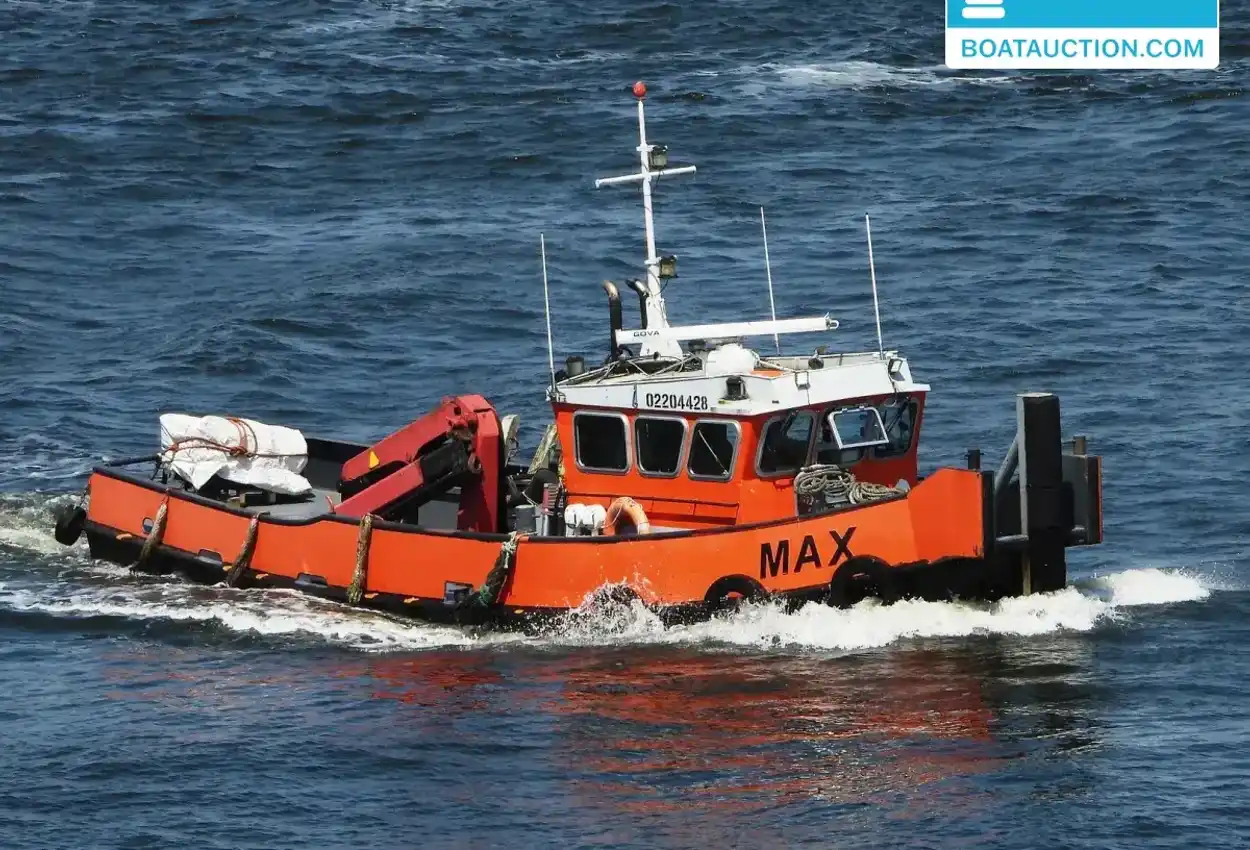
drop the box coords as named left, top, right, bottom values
left=632, top=81, right=647, bottom=99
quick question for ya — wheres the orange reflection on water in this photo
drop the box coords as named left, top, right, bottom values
left=359, top=647, right=1005, bottom=816
left=95, top=635, right=1010, bottom=820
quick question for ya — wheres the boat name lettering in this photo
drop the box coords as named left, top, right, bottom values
left=760, top=527, right=857, bottom=580
left=644, top=393, right=710, bottom=411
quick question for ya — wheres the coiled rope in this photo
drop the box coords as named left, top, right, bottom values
left=793, top=464, right=902, bottom=509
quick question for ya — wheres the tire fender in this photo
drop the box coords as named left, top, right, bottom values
left=704, top=574, right=768, bottom=607
left=827, top=556, right=896, bottom=608
left=53, top=504, right=87, bottom=547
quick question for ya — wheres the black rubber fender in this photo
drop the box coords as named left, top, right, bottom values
left=704, top=574, right=768, bottom=607
left=53, top=504, right=87, bottom=546
left=827, top=556, right=897, bottom=608
left=589, top=583, right=643, bottom=608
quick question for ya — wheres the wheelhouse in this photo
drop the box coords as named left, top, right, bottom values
left=538, top=80, right=931, bottom=533
left=549, top=349, right=929, bottom=530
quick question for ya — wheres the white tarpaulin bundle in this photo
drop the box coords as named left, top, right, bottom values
left=159, top=413, right=312, bottom=496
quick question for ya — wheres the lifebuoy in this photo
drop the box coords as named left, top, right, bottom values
left=603, top=496, right=650, bottom=536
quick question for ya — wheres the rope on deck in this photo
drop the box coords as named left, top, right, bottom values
left=460, top=531, right=524, bottom=611
left=794, top=464, right=902, bottom=510
left=225, top=514, right=261, bottom=588
left=134, top=495, right=170, bottom=569
left=347, top=513, right=374, bottom=606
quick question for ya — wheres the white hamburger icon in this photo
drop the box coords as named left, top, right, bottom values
left=962, top=0, right=1006, bottom=19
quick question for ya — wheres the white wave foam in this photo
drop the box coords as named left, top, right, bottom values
left=0, top=493, right=82, bottom=557
left=1092, top=567, right=1210, bottom=607
left=0, top=537, right=1220, bottom=655
left=0, top=581, right=495, bottom=652
left=764, top=61, right=1011, bottom=90
left=0, top=524, right=66, bottom=557
left=654, top=587, right=1111, bottom=654
left=498, top=567, right=1212, bottom=654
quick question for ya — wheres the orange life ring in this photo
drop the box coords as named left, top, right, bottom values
left=603, top=497, right=650, bottom=536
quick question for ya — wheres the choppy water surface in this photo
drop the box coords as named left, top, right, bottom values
left=3, top=0, right=1249, bottom=847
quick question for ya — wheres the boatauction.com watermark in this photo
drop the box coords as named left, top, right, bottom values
left=945, top=0, right=1219, bottom=70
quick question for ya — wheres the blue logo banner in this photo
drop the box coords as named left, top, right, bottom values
left=945, top=0, right=1219, bottom=69
left=947, top=0, right=1218, bottom=30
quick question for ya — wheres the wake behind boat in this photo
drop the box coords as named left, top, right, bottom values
left=51, top=82, right=1104, bottom=628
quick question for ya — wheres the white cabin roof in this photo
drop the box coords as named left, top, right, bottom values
left=551, top=343, right=929, bottom=418
left=542, top=86, right=930, bottom=421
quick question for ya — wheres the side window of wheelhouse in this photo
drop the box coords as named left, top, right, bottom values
left=635, top=417, right=686, bottom=476
left=574, top=413, right=629, bottom=472
left=688, top=421, right=740, bottom=480
left=756, top=411, right=814, bottom=475
left=873, top=397, right=919, bottom=458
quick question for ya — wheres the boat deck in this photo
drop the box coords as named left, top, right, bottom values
left=253, top=484, right=464, bottom=528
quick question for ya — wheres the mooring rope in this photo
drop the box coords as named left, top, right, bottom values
left=134, top=495, right=170, bottom=568
left=347, top=513, right=374, bottom=606
left=460, top=531, right=524, bottom=611
left=794, top=464, right=902, bottom=509
left=224, top=514, right=261, bottom=588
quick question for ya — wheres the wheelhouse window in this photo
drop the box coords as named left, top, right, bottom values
left=635, top=416, right=686, bottom=476
left=688, top=420, right=740, bottom=481
left=872, top=397, right=919, bottom=458
left=574, top=413, right=629, bottom=472
left=814, top=415, right=861, bottom=467
left=814, top=404, right=890, bottom=467
left=827, top=406, right=889, bottom=450
left=756, top=411, right=814, bottom=476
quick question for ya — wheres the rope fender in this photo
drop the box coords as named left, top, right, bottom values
left=134, top=495, right=170, bottom=569
left=224, top=514, right=261, bottom=588
left=460, top=531, right=525, bottom=611
left=347, top=513, right=374, bottom=606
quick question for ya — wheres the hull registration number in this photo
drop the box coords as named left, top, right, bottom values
left=644, top=392, right=710, bottom=411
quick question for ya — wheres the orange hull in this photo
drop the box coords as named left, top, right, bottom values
left=79, top=464, right=1010, bottom=625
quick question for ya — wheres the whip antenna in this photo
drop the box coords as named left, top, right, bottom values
left=761, top=207, right=780, bottom=356
left=865, top=214, right=884, bottom=358
left=541, top=233, right=556, bottom=390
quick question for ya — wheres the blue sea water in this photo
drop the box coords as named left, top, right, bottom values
left=2, top=1, right=1249, bottom=847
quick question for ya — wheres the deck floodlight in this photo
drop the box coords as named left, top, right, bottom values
left=648, top=144, right=669, bottom=170
left=658, top=255, right=677, bottom=279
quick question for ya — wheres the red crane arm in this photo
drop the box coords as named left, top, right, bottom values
left=333, top=394, right=503, bottom=533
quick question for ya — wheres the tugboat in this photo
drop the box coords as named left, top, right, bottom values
left=51, top=83, right=1104, bottom=626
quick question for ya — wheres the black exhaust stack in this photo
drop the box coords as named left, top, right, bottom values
left=603, top=281, right=623, bottom=360
left=626, top=279, right=649, bottom=329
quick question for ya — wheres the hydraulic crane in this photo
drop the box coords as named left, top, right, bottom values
left=334, top=394, right=504, bottom=533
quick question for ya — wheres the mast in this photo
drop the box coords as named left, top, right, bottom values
left=595, top=81, right=696, bottom=358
